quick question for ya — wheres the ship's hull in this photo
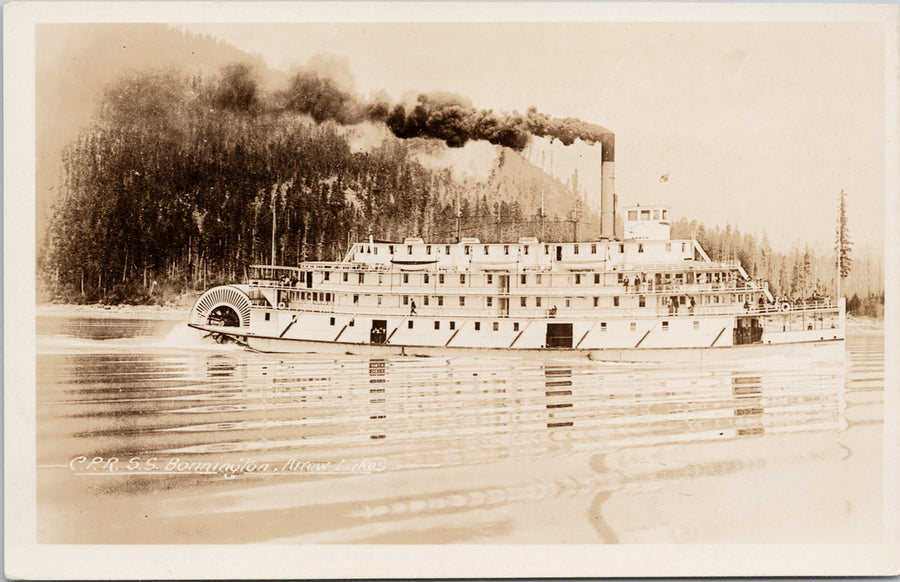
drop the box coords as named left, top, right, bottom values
left=188, top=322, right=844, bottom=363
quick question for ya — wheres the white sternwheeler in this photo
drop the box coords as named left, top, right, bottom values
left=188, top=204, right=845, bottom=361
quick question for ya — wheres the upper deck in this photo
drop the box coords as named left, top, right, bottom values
left=340, top=237, right=715, bottom=273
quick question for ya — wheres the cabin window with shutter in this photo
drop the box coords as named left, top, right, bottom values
left=493, top=322, right=499, bottom=331
left=353, top=294, right=358, bottom=304
left=407, top=245, right=412, bottom=254
left=487, top=274, right=493, bottom=284
left=330, top=317, right=335, bottom=326
left=545, top=245, right=550, bottom=254
left=693, top=320, right=700, bottom=330
left=524, top=246, right=529, bottom=255
left=358, top=273, right=365, bottom=284
left=594, top=273, right=600, bottom=284
left=434, top=321, right=440, bottom=330
left=600, top=322, right=607, bottom=332
left=424, top=274, right=429, bottom=284
left=424, top=296, right=430, bottom=306
left=665, top=243, right=671, bottom=252
left=521, top=297, right=527, bottom=307
left=426, top=245, right=432, bottom=255
left=619, top=244, right=625, bottom=253
left=504, top=245, right=509, bottom=255
left=438, top=296, right=444, bottom=306
left=460, top=274, right=466, bottom=284
left=264, top=312, right=270, bottom=321
left=324, top=271, right=330, bottom=281
left=639, top=295, right=646, bottom=307
left=575, top=274, right=581, bottom=284
left=460, top=297, right=465, bottom=306
left=439, top=274, right=445, bottom=284
left=408, top=321, right=414, bottom=329
left=389, top=245, right=394, bottom=254
left=484, top=245, right=489, bottom=255
left=536, top=274, right=542, bottom=284
left=475, top=322, right=481, bottom=331
left=574, top=245, right=579, bottom=255
left=513, top=322, right=520, bottom=331
left=630, top=322, right=637, bottom=332
left=377, top=295, right=382, bottom=305
left=536, top=297, right=542, bottom=307
left=343, top=272, right=348, bottom=282
left=638, top=244, right=644, bottom=253
left=591, top=244, right=597, bottom=254
left=403, top=274, right=409, bottom=284
left=445, top=245, right=450, bottom=254
left=613, top=296, right=619, bottom=307
left=449, top=321, right=455, bottom=330
left=521, top=274, right=527, bottom=284
left=487, top=297, right=493, bottom=307
left=593, top=297, right=599, bottom=307
left=565, top=298, right=571, bottom=307
left=464, top=245, right=470, bottom=255
left=662, top=321, right=669, bottom=331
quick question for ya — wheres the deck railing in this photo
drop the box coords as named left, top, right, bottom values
left=251, top=298, right=839, bottom=320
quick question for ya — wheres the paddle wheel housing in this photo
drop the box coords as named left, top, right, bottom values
left=189, top=285, right=252, bottom=328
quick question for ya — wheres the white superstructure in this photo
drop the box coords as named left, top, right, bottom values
left=188, top=217, right=845, bottom=360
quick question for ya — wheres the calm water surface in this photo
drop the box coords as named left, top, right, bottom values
left=36, top=314, right=883, bottom=543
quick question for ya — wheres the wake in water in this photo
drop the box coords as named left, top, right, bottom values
left=36, top=317, right=245, bottom=354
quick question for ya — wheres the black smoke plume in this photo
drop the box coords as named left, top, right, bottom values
left=280, top=68, right=613, bottom=156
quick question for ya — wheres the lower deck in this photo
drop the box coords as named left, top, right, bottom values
left=199, top=307, right=843, bottom=352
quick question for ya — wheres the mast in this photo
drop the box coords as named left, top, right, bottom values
left=540, top=186, right=545, bottom=241
left=455, top=191, right=462, bottom=243
left=271, top=184, right=277, bottom=266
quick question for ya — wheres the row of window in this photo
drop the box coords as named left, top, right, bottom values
left=318, top=317, right=702, bottom=332
left=357, top=241, right=688, bottom=257
left=338, top=269, right=721, bottom=287
left=627, top=208, right=669, bottom=221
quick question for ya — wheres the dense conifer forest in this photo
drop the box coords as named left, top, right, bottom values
left=39, top=64, right=600, bottom=304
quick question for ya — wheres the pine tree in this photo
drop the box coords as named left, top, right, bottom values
left=835, top=189, right=853, bottom=295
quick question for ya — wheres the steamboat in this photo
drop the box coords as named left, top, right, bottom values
left=188, top=203, right=845, bottom=361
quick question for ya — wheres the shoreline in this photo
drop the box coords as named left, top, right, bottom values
left=36, top=303, right=191, bottom=321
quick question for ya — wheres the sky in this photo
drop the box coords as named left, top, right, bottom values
left=179, top=20, right=887, bottom=254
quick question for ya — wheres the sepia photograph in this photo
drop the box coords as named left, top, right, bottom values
left=5, top=1, right=899, bottom=578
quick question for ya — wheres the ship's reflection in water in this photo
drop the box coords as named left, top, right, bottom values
left=36, top=322, right=882, bottom=544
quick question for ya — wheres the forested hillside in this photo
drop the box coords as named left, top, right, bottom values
left=39, top=64, right=593, bottom=304
left=671, top=219, right=883, bottom=317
